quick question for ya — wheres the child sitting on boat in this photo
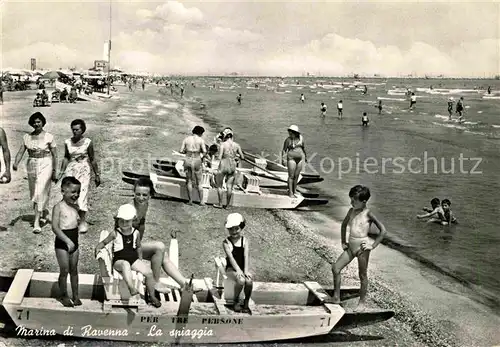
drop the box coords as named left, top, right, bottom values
left=52, top=176, right=82, bottom=307
left=95, top=204, right=162, bottom=307
left=327, top=185, right=387, bottom=311
left=223, top=213, right=253, bottom=313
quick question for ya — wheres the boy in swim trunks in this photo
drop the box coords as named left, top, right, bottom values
left=95, top=204, right=161, bottom=307
left=180, top=126, right=207, bottom=205
left=327, top=185, right=387, bottom=311
left=52, top=176, right=82, bottom=307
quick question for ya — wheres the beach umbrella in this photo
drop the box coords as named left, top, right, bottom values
left=41, top=70, right=68, bottom=80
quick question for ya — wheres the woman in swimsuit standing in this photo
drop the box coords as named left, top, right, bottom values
left=281, top=125, right=307, bottom=198
left=215, top=130, right=244, bottom=208
left=180, top=126, right=207, bottom=205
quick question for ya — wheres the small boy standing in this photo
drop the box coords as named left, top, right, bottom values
left=327, top=185, right=386, bottom=311
left=52, top=176, right=82, bottom=307
left=337, top=100, right=343, bottom=119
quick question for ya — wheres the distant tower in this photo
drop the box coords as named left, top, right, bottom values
left=30, top=58, right=36, bottom=71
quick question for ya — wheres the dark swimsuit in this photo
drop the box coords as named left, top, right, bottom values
left=226, top=237, right=245, bottom=271
left=115, top=216, right=145, bottom=240
left=54, top=228, right=79, bottom=254
left=113, top=229, right=139, bottom=266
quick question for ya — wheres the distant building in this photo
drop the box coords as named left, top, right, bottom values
left=94, top=60, right=109, bottom=71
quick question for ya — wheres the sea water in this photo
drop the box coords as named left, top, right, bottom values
left=182, top=77, right=500, bottom=309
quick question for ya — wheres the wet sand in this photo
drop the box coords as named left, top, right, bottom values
left=0, top=87, right=498, bottom=346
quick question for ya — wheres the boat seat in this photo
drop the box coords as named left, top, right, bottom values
left=201, top=171, right=227, bottom=189
left=251, top=158, right=267, bottom=173
left=242, top=174, right=261, bottom=194
left=96, top=230, right=146, bottom=310
left=213, top=256, right=254, bottom=306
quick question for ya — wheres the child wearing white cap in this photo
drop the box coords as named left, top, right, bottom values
left=222, top=213, right=253, bottom=313
left=95, top=203, right=161, bottom=308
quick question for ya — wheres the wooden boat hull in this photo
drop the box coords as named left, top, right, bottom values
left=158, top=154, right=324, bottom=185
left=152, top=173, right=305, bottom=209
left=153, top=161, right=324, bottom=187
left=153, top=160, right=291, bottom=188
left=123, top=171, right=323, bottom=200
left=0, top=269, right=393, bottom=344
left=121, top=172, right=328, bottom=209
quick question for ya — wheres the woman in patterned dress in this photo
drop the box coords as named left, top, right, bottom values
left=58, top=119, right=100, bottom=233
left=13, top=112, right=58, bottom=233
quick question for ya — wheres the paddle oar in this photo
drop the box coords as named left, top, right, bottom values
left=176, top=274, right=194, bottom=316
left=174, top=274, right=194, bottom=345
left=241, top=157, right=308, bottom=194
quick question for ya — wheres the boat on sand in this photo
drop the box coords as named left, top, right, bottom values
left=152, top=159, right=324, bottom=188
left=0, top=237, right=394, bottom=343
left=122, top=171, right=328, bottom=209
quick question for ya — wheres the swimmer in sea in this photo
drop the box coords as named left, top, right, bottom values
left=320, top=102, right=327, bottom=117
left=409, top=93, right=417, bottom=110
left=418, top=198, right=444, bottom=224
left=456, top=97, right=465, bottom=122
left=180, top=126, right=207, bottom=205
left=326, top=185, right=387, bottom=311
left=362, top=112, right=369, bottom=126
left=447, top=97, right=454, bottom=120
left=440, top=199, right=457, bottom=225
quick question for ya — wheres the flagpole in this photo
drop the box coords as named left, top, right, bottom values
left=107, top=0, right=112, bottom=95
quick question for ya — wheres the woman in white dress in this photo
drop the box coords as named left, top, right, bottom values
left=13, top=112, right=58, bottom=233
left=58, top=119, right=100, bottom=233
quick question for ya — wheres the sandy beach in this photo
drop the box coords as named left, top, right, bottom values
left=0, top=86, right=499, bottom=347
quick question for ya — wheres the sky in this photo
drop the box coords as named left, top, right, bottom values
left=1, top=0, right=499, bottom=77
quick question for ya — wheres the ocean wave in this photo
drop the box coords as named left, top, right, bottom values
left=378, top=97, right=406, bottom=101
